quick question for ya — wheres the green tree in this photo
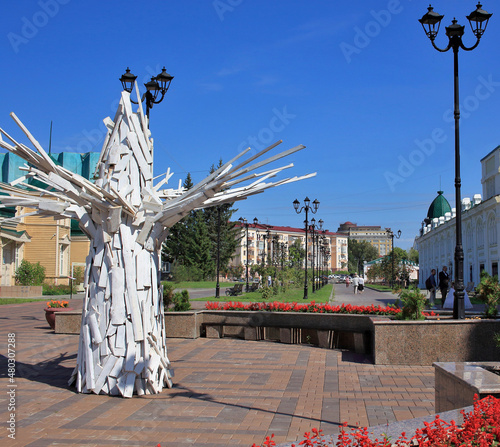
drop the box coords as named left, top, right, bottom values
left=203, top=160, right=239, bottom=280
left=476, top=271, right=500, bottom=318
left=288, top=238, right=305, bottom=269
left=163, top=173, right=213, bottom=280
left=366, top=262, right=383, bottom=283
left=162, top=173, right=194, bottom=270
left=348, top=239, right=379, bottom=273
left=381, top=247, right=413, bottom=286
left=15, top=260, right=46, bottom=286
left=408, top=247, right=419, bottom=264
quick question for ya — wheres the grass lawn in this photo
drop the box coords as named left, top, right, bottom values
left=163, top=281, right=235, bottom=289
left=193, top=284, right=334, bottom=303
left=0, top=298, right=47, bottom=305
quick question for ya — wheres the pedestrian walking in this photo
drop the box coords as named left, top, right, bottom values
left=425, top=269, right=437, bottom=308
left=438, top=266, right=450, bottom=308
left=352, top=273, right=359, bottom=294
left=358, top=275, right=364, bottom=293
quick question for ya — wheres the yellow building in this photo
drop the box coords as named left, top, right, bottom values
left=0, top=203, right=91, bottom=286
left=337, top=221, right=392, bottom=256
left=0, top=151, right=98, bottom=286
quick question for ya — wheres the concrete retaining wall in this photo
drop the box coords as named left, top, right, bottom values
left=55, top=310, right=500, bottom=366
left=0, top=285, right=43, bottom=298
left=371, top=318, right=500, bottom=365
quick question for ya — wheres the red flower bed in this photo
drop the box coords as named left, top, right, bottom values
left=205, top=301, right=401, bottom=316
left=249, top=395, right=500, bottom=447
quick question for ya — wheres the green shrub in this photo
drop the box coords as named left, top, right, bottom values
left=495, top=332, right=500, bottom=348
left=173, top=290, right=191, bottom=311
left=72, top=266, right=85, bottom=284
left=162, top=283, right=175, bottom=309
left=43, top=284, right=74, bottom=295
left=259, top=286, right=271, bottom=300
left=15, top=260, right=45, bottom=286
left=393, top=287, right=427, bottom=320
left=476, top=271, right=500, bottom=318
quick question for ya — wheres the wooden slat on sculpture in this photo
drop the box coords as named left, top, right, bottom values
left=0, top=84, right=315, bottom=398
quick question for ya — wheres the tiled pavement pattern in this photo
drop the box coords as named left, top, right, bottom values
left=1, top=294, right=434, bottom=447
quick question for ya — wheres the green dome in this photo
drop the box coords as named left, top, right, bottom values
left=426, top=191, right=451, bottom=223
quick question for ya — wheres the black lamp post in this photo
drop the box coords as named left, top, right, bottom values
left=310, top=218, right=323, bottom=292
left=215, top=206, right=221, bottom=298
left=386, top=229, right=402, bottom=288
left=293, top=197, right=319, bottom=299
left=317, top=220, right=324, bottom=287
left=238, top=217, right=258, bottom=292
left=120, top=67, right=174, bottom=120
left=419, top=3, right=492, bottom=319
left=310, top=218, right=316, bottom=292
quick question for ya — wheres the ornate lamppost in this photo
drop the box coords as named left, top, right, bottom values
left=317, top=220, right=324, bottom=287
left=239, top=217, right=258, bottom=292
left=310, top=218, right=317, bottom=292
left=293, top=197, right=319, bottom=299
left=120, top=67, right=174, bottom=120
left=386, top=229, right=401, bottom=288
left=310, top=218, right=323, bottom=292
left=215, top=206, right=221, bottom=298
left=419, top=3, right=492, bottom=318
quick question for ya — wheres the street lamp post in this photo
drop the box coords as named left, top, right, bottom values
left=311, top=218, right=316, bottom=292
left=386, top=229, right=402, bottom=288
left=239, top=217, right=257, bottom=292
left=311, top=218, right=323, bottom=292
left=317, top=220, right=324, bottom=287
left=293, top=197, right=319, bottom=299
left=215, top=206, right=221, bottom=298
left=120, top=67, right=174, bottom=120
left=419, top=3, right=492, bottom=319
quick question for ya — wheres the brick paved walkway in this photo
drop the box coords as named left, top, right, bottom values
left=1, top=291, right=435, bottom=447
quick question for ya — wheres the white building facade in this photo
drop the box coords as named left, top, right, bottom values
left=416, top=146, right=500, bottom=288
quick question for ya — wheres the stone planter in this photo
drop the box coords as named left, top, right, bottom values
left=371, top=317, right=500, bottom=365
left=45, top=307, right=74, bottom=330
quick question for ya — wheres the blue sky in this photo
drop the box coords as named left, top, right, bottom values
left=1, top=0, right=499, bottom=250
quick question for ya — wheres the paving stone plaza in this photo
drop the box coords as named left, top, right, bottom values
left=0, top=285, right=455, bottom=446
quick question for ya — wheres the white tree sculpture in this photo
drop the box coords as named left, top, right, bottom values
left=0, top=86, right=315, bottom=397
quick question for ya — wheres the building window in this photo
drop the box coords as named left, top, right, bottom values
left=477, top=220, right=484, bottom=247
left=488, top=215, right=497, bottom=245
left=15, top=244, right=20, bottom=270
left=60, top=245, right=68, bottom=276
left=493, top=262, right=498, bottom=278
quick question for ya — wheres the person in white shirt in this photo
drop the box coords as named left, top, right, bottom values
left=352, top=273, right=360, bottom=294
left=358, top=275, right=365, bottom=293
